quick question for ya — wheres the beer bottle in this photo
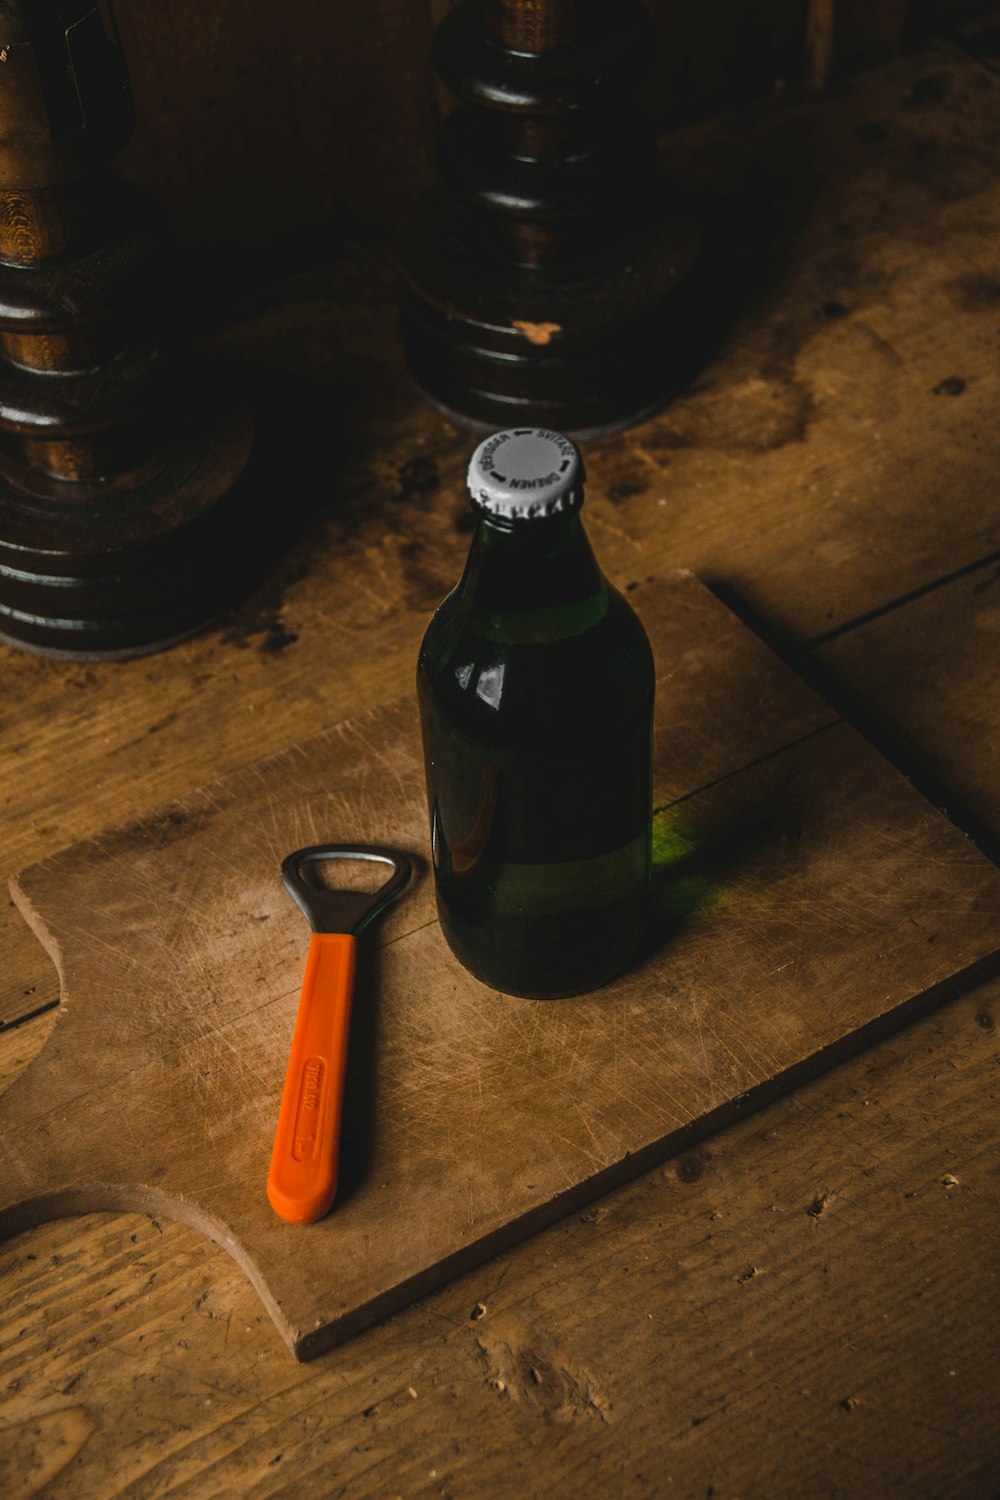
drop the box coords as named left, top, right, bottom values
left=416, top=428, right=655, bottom=998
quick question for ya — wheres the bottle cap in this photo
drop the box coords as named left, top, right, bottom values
left=467, top=428, right=585, bottom=523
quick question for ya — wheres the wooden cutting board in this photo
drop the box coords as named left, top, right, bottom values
left=3, top=573, right=998, bottom=1360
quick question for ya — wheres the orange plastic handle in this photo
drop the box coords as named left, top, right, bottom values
left=267, top=931, right=358, bottom=1224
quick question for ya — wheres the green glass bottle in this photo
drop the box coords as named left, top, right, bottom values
left=416, top=427, right=655, bottom=999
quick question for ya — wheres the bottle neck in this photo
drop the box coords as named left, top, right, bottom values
left=457, top=510, right=608, bottom=643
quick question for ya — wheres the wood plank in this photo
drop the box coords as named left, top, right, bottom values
left=817, top=560, right=1000, bottom=843
left=3, top=45, right=999, bottom=1017
left=1, top=976, right=997, bottom=1495
left=3, top=575, right=997, bottom=1360
left=7, top=550, right=998, bottom=1096
left=588, top=41, right=1000, bottom=639
left=0, top=572, right=833, bottom=1031
left=0, top=907, right=57, bottom=1037
left=1, top=41, right=999, bottom=1496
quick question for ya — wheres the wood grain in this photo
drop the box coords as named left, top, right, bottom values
left=0, top=40, right=999, bottom=1496
left=818, top=560, right=1000, bottom=842
left=1, top=978, right=997, bottom=1495
left=2, top=45, right=998, bottom=1026
left=3, top=575, right=998, bottom=1360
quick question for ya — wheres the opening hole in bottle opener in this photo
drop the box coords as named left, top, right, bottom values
left=299, top=857, right=395, bottom=897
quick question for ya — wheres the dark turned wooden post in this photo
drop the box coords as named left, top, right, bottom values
left=0, top=0, right=262, bottom=658
left=398, top=0, right=699, bottom=436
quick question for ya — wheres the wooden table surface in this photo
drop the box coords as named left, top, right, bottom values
left=2, top=41, right=999, bottom=1500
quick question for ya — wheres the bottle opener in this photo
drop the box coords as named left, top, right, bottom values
left=267, top=843, right=411, bottom=1224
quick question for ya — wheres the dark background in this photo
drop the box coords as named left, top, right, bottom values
left=109, top=0, right=1000, bottom=247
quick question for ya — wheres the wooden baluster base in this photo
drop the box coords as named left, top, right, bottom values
left=0, top=1, right=264, bottom=658
left=0, top=398, right=261, bottom=660
left=399, top=187, right=701, bottom=437
left=399, top=0, right=702, bottom=435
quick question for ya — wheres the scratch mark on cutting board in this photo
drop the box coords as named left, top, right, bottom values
left=571, top=1101, right=611, bottom=1166
left=688, top=998, right=711, bottom=1077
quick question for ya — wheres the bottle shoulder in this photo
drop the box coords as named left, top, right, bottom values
left=604, top=583, right=655, bottom=673
left=420, top=587, right=647, bottom=667
left=419, top=574, right=651, bottom=655
left=417, top=581, right=654, bottom=742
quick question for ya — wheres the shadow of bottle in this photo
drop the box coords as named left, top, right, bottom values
left=636, top=781, right=807, bottom=967
left=333, top=853, right=428, bottom=1208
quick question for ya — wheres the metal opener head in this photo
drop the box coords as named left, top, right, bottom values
left=280, top=844, right=412, bottom=938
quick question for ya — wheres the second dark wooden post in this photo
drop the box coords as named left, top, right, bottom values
left=398, top=0, right=700, bottom=435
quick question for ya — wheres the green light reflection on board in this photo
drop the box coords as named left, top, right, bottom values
left=651, top=807, right=730, bottom=927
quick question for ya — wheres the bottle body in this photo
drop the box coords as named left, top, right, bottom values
left=417, top=510, right=654, bottom=998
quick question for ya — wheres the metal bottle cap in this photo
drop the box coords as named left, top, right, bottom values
left=467, top=428, right=585, bottom=523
